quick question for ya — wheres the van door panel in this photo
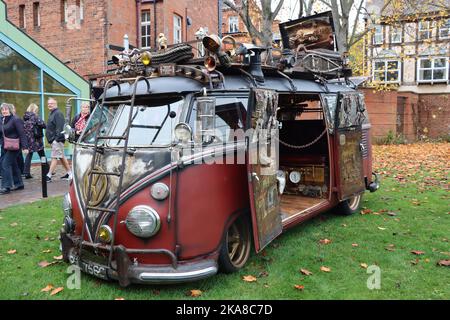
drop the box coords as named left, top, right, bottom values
left=247, top=89, right=283, bottom=252
left=335, top=92, right=366, bottom=200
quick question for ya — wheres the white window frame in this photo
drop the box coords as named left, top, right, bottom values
left=229, top=16, right=239, bottom=33
left=373, top=25, right=384, bottom=45
left=173, top=14, right=182, bottom=44
left=390, top=25, right=402, bottom=43
left=439, top=18, right=450, bottom=39
left=79, top=0, right=84, bottom=21
left=63, top=0, right=68, bottom=23
left=418, top=20, right=433, bottom=40
left=141, top=10, right=151, bottom=49
left=372, top=60, right=401, bottom=83
left=417, top=57, right=449, bottom=83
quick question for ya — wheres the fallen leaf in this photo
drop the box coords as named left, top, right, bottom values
left=53, top=255, right=63, bottom=260
left=242, top=275, right=257, bottom=282
left=360, top=263, right=368, bottom=269
left=294, top=285, right=305, bottom=290
left=114, top=298, right=125, bottom=300
left=411, top=250, right=425, bottom=255
left=360, top=209, right=372, bottom=215
left=258, top=271, right=269, bottom=278
left=438, top=260, right=450, bottom=266
left=341, top=224, right=347, bottom=227
left=7, top=249, right=16, bottom=254
left=42, top=250, right=51, bottom=253
left=411, top=259, right=419, bottom=265
left=319, top=239, right=332, bottom=245
left=387, top=212, right=397, bottom=217
left=377, top=227, right=386, bottom=230
left=300, top=268, right=313, bottom=276
left=352, top=243, right=359, bottom=247
left=50, top=287, right=64, bottom=296
left=189, top=290, right=202, bottom=297
left=38, top=261, right=51, bottom=268
left=40, top=284, right=54, bottom=292
left=424, top=259, right=430, bottom=263
left=10, top=223, right=18, bottom=227
left=320, top=266, right=331, bottom=272
left=0, top=237, right=6, bottom=240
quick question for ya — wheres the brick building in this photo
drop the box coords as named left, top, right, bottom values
left=4, top=0, right=220, bottom=78
left=363, top=0, right=450, bottom=141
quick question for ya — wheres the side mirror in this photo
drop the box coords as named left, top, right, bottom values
left=195, top=96, right=216, bottom=144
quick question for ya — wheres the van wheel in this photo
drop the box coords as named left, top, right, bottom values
left=335, top=194, right=362, bottom=216
left=219, top=215, right=251, bottom=273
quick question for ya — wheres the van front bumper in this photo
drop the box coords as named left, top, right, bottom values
left=60, top=230, right=218, bottom=286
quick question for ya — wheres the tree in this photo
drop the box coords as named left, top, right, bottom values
left=223, top=0, right=284, bottom=48
left=298, top=0, right=315, bottom=18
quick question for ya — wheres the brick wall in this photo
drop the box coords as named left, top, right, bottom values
left=361, top=88, right=449, bottom=142
left=5, top=0, right=108, bottom=78
left=417, top=94, right=450, bottom=139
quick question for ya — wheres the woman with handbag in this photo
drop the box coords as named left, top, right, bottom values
left=0, top=103, right=28, bottom=194
left=23, top=103, right=46, bottom=179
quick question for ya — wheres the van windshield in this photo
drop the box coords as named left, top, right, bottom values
left=81, top=96, right=185, bottom=146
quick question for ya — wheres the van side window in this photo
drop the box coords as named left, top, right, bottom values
left=337, top=93, right=367, bottom=128
left=190, top=97, right=247, bottom=142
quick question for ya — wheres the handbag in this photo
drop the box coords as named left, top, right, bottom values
left=2, top=121, right=20, bottom=151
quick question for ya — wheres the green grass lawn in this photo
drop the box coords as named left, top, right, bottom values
left=0, top=146, right=449, bottom=300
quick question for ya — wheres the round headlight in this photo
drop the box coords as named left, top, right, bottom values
left=98, top=225, right=112, bottom=243
left=151, top=183, right=170, bottom=200
left=63, top=193, right=72, bottom=217
left=126, top=206, right=161, bottom=238
left=174, top=123, right=192, bottom=143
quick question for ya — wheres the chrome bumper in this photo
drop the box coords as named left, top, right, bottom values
left=60, top=230, right=218, bottom=286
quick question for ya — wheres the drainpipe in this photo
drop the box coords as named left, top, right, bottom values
left=154, top=0, right=158, bottom=49
left=136, top=0, right=141, bottom=48
left=218, top=0, right=223, bottom=37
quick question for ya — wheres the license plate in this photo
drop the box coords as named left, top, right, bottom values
left=68, top=251, right=109, bottom=280
left=79, top=260, right=108, bottom=280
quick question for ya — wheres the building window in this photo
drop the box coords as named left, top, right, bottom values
left=439, top=19, right=450, bottom=39
left=61, top=0, right=67, bottom=23
left=229, top=16, right=239, bottom=33
left=76, top=0, right=84, bottom=21
left=173, top=14, right=182, bottom=44
left=373, top=25, right=383, bottom=45
left=390, top=26, right=402, bottom=43
left=373, top=60, right=401, bottom=83
left=33, top=2, right=40, bottom=27
left=141, top=10, right=151, bottom=49
left=417, top=57, right=448, bottom=83
left=19, top=5, right=25, bottom=29
left=418, top=20, right=432, bottom=40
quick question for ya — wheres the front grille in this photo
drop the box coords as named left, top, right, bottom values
left=362, top=130, right=369, bottom=158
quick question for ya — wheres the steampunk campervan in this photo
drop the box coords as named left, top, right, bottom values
left=60, top=12, right=379, bottom=286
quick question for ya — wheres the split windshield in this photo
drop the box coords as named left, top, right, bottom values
left=81, top=96, right=185, bottom=146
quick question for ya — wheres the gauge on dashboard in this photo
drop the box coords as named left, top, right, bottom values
left=289, top=171, right=301, bottom=184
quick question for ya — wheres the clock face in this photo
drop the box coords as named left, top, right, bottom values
left=289, top=171, right=301, bottom=184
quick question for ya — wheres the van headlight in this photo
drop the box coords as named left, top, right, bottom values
left=125, top=206, right=161, bottom=238
left=63, top=193, right=72, bottom=216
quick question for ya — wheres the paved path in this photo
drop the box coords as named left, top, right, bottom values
left=0, top=165, right=70, bottom=209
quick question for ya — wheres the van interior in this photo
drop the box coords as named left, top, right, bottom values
left=277, top=94, right=330, bottom=222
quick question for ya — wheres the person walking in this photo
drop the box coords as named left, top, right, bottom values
left=23, top=103, right=46, bottom=179
left=45, top=98, right=72, bottom=182
left=0, top=103, right=28, bottom=194
left=11, top=104, right=25, bottom=175
left=71, top=102, right=91, bottom=142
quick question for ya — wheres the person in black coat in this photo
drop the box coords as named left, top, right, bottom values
left=23, top=103, right=46, bottom=179
left=0, top=103, right=28, bottom=194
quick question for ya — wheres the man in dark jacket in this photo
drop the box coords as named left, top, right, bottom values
left=45, top=98, right=72, bottom=182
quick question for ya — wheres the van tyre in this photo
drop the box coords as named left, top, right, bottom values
left=335, top=194, right=362, bottom=216
left=219, top=215, right=252, bottom=273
